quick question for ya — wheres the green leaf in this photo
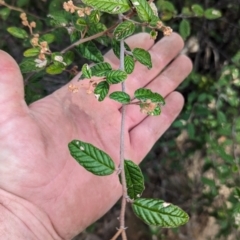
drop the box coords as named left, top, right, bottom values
left=46, top=64, right=64, bottom=75
left=81, top=64, right=92, bottom=79
left=149, top=30, right=158, bottom=40
left=17, top=0, right=29, bottom=7
left=179, top=19, right=190, bottom=40
left=106, top=70, right=128, bottom=84
left=75, top=18, right=87, bottom=31
left=77, top=41, right=104, bottom=63
left=7, top=27, right=28, bottom=39
left=0, top=8, right=11, bottom=21
left=156, top=1, right=176, bottom=21
left=87, top=22, right=109, bottom=46
left=40, top=33, right=55, bottom=44
left=157, top=1, right=176, bottom=12
left=123, top=160, right=145, bottom=199
left=124, top=55, right=135, bottom=74
left=87, top=10, right=101, bottom=23
left=48, top=0, right=64, bottom=13
left=20, top=58, right=46, bottom=73
left=109, top=91, right=131, bottom=104
left=112, top=39, right=131, bottom=59
left=132, top=198, right=189, bottom=227
left=51, top=53, right=67, bottom=67
left=23, top=48, right=40, bottom=57
left=94, top=81, right=110, bottom=101
left=181, top=7, right=192, bottom=17
left=130, top=0, right=155, bottom=22
left=82, top=0, right=131, bottom=14
left=187, top=123, right=195, bottom=139
left=91, top=62, right=112, bottom=77
left=47, top=11, right=71, bottom=26
left=191, top=4, right=204, bottom=17
left=132, top=48, right=152, bottom=69
left=134, top=88, right=165, bottom=104
left=68, top=140, right=115, bottom=176
left=114, top=21, right=135, bottom=40
left=204, top=8, right=222, bottom=20
left=233, top=187, right=240, bottom=201
left=63, top=51, right=75, bottom=66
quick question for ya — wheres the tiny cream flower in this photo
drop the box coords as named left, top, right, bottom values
left=162, top=26, right=173, bottom=36
left=68, top=84, right=79, bottom=93
left=54, top=55, right=64, bottom=62
left=34, top=58, right=47, bottom=68
left=77, top=9, right=85, bottom=17
left=54, top=56, right=67, bottom=66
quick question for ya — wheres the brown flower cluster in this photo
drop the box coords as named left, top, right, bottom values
left=20, top=13, right=36, bottom=35
left=156, top=21, right=173, bottom=36
left=140, top=100, right=158, bottom=115
left=31, top=35, right=50, bottom=60
left=68, top=84, right=79, bottom=93
left=63, top=1, right=91, bottom=17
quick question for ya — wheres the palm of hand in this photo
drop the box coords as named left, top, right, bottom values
left=0, top=33, right=192, bottom=239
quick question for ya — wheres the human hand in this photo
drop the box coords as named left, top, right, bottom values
left=0, top=33, right=192, bottom=239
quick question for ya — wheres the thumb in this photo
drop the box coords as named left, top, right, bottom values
left=0, top=50, right=28, bottom=122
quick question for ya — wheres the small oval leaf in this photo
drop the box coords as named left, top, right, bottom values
left=7, top=27, right=28, bottom=39
left=130, top=0, right=156, bottom=22
left=81, top=63, right=92, bottom=79
left=124, top=55, right=135, bottom=74
left=68, top=140, right=115, bottom=176
left=63, top=51, right=75, bottom=66
left=0, top=8, right=11, bottom=21
left=132, top=48, right=152, bottom=69
left=134, top=88, right=165, bottom=104
left=109, top=91, right=131, bottom=104
left=191, top=4, right=204, bottom=17
left=132, top=198, right=189, bottom=227
left=106, top=70, right=127, bottom=84
left=204, top=8, right=222, bottom=20
left=91, top=62, right=112, bottom=77
left=94, top=81, right=109, bottom=101
left=46, top=64, right=64, bottom=75
left=82, top=0, right=131, bottom=14
left=123, top=160, right=145, bottom=199
left=77, top=41, right=104, bottom=63
left=179, top=19, right=191, bottom=40
left=114, top=21, right=135, bottom=40
left=20, top=58, right=45, bottom=73
left=23, top=48, right=40, bottom=57
left=40, top=33, right=55, bottom=44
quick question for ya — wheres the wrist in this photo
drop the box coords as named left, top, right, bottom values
left=0, top=188, right=62, bottom=240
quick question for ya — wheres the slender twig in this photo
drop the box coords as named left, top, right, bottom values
left=60, top=23, right=119, bottom=54
left=0, top=0, right=45, bottom=20
left=110, top=228, right=124, bottom=240
left=118, top=13, right=129, bottom=240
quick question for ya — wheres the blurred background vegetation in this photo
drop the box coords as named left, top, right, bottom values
left=0, top=0, right=240, bottom=239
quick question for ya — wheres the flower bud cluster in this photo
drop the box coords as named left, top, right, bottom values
left=156, top=21, right=173, bottom=36
left=140, top=100, right=158, bottom=115
left=63, top=1, right=92, bottom=17
left=31, top=35, right=50, bottom=60
left=20, top=13, right=36, bottom=34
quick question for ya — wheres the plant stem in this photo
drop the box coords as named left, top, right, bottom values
left=110, top=228, right=123, bottom=240
left=118, top=16, right=128, bottom=239
left=0, top=0, right=45, bottom=20
left=60, top=11, right=135, bottom=54
left=60, top=23, right=118, bottom=54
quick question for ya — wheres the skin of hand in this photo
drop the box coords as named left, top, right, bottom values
left=0, top=32, right=192, bottom=239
